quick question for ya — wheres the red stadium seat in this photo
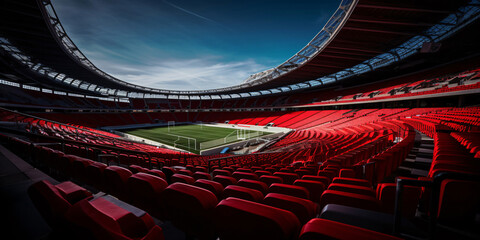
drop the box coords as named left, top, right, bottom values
left=237, top=179, right=269, bottom=195
left=171, top=173, right=195, bottom=184
left=193, top=171, right=212, bottom=180
left=147, top=169, right=166, bottom=180
left=339, top=168, right=356, bottom=178
left=332, top=177, right=371, bottom=187
left=214, top=197, right=301, bottom=240
left=255, top=170, right=272, bottom=177
left=260, top=175, right=284, bottom=186
left=223, top=185, right=264, bottom=202
left=194, top=179, right=224, bottom=200
left=28, top=180, right=92, bottom=229
left=301, top=175, right=330, bottom=187
left=294, top=179, right=325, bottom=202
left=159, top=183, right=218, bottom=239
left=299, top=218, right=402, bottom=240
left=236, top=167, right=253, bottom=173
left=273, top=172, right=299, bottom=185
left=269, top=183, right=310, bottom=200
left=376, top=183, right=421, bottom=218
left=320, top=190, right=380, bottom=211
left=213, top=169, right=232, bottom=177
left=128, top=164, right=149, bottom=174
left=213, top=175, right=238, bottom=188
left=126, top=173, right=168, bottom=218
left=263, top=193, right=317, bottom=224
left=232, top=171, right=259, bottom=181
left=103, top=166, right=132, bottom=200
left=85, top=162, right=107, bottom=191
left=178, top=169, right=193, bottom=177
left=328, top=183, right=376, bottom=197
left=66, top=197, right=164, bottom=240
left=437, top=179, right=480, bottom=224
left=71, top=156, right=93, bottom=183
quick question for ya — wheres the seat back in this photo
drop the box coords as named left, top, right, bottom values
left=224, top=185, right=264, bottom=202
left=214, top=197, right=301, bottom=240
left=264, top=193, right=317, bottom=224
left=104, top=166, right=132, bottom=200
left=269, top=183, right=310, bottom=200
left=127, top=173, right=168, bottom=218
left=28, top=180, right=72, bottom=229
left=159, top=183, right=218, bottom=239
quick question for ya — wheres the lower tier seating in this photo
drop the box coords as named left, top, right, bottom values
left=2, top=105, right=478, bottom=239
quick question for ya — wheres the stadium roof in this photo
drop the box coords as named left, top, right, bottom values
left=241, top=0, right=470, bottom=87
left=0, top=0, right=478, bottom=98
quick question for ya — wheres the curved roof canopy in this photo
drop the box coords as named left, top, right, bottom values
left=0, top=0, right=476, bottom=98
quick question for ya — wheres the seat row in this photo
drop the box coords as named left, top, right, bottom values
left=29, top=145, right=411, bottom=239
left=28, top=180, right=165, bottom=240
left=30, top=178, right=402, bottom=240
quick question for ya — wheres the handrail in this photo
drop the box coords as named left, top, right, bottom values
left=394, top=172, right=480, bottom=239
left=97, top=154, right=120, bottom=166
left=362, top=161, right=375, bottom=183
left=393, top=178, right=433, bottom=237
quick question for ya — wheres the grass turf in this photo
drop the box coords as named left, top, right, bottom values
left=124, top=124, right=268, bottom=154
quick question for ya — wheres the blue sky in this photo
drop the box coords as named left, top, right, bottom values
left=51, top=0, right=339, bottom=90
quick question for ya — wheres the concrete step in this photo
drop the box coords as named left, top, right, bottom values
left=397, top=167, right=429, bottom=178
left=395, top=167, right=413, bottom=176
left=404, top=158, right=416, bottom=163
left=401, top=161, right=431, bottom=171
left=421, top=139, right=434, bottom=144
left=397, top=166, right=412, bottom=173
left=421, top=143, right=434, bottom=149
left=410, top=169, right=429, bottom=177
left=417, top=147, right=434, bottom=154
left=415, top=157, right=433, bottom=164
left=416, top=152, right=433, bottom=159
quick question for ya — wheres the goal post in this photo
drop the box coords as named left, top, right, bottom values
left=237, top=129, right=247, bottom=140
left=173, top=135, right=197, bottom=150
left=224, top=130, right=238, bottom=143
left=167, top=121, right=175, bottom=132
left=199, top=129, right=263, bottom=150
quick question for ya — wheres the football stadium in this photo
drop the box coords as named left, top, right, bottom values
left=1, top=0, right=480, bottom=239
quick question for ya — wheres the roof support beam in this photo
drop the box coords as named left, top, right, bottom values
left=348, top=18, right=436, bottom=27
left=308, top=63, right=346, bottom=69
left=319, top=54, right=367, bottom=61
left=342, top=26, right=416, bottom=36
left=355, top=4, right=452, bottom=14
left=0, top=26, right=52, bottom=38
left=3, top=8, right=43, bottom=19
left=327, top=45, right=384, bottom=54
left=322, top=49, right=377, bottom=57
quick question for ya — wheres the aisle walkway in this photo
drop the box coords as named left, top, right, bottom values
left=0, top=144, right=55, bottom=240
left=398, top=132, right=434, bottom=178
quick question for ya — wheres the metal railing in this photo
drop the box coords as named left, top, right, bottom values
left=394, top=172, right=480, bottom=239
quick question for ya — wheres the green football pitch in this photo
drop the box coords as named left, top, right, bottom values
left=123, top=124, right=269, bottom=154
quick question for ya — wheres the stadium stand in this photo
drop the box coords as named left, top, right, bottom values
left=1, top=0, right=480, bottom=239
left=2, top=102, right=479, bottom=238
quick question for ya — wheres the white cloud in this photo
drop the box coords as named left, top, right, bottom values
left=92, top=56, right=267, bottom=90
